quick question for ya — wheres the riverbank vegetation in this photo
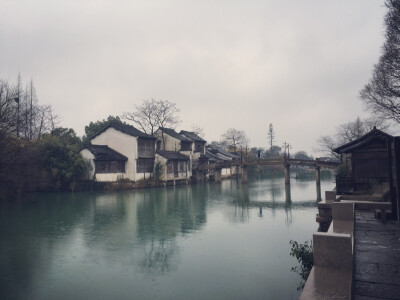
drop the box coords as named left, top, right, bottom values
left=0, top=76, right=91, bottom=200
left=1, top=75, right=328, bottom=200
left=290, top=240, right=313, bottom=290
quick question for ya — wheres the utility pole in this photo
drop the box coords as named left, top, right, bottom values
left=283, top=141, right=291, bottom=158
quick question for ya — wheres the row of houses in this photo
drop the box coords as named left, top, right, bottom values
left=80, top=123, right=240, bottom=183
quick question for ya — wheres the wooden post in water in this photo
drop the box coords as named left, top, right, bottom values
left=285, top=183, right=292, bottom=203
left=284, top=164, right=290, bottom=185
left=241, top=165, right=248, bottom=183
left=315, top=166, right=321, bottom=186
left=316, top=166, right=321, bottom=201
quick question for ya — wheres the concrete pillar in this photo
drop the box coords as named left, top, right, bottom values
left=284, top=164, right=290, bottom=185
left=214, top=168, right=222, bottom=183
left=241, top=165, right=248, bottom=183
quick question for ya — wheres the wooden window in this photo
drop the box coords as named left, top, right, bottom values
left=138, top=139, right=155, bottom=158
left=95, top=161, right=125, bottom=173
left=195, top=142, right=203, bottom=153
left=179, top=161, right=186, bottom=172
left=167, top=162, right=174, bottom=174
left=137, top=158, right=154, bottom=173
left=180, top=141, right=192, bottom=151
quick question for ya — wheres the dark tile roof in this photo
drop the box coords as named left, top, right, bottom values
left=158, top=128, right=192, bottom=142
left=156, top=150, right=189, bottom=161
left=179, top=130, right=206, bottom=142
left=206, top=149, right=228, bottom=162
left=333, top=127, right=393, bottom=154
left=89, top=123, right=156, bottom=141
left=206, top=145, right=240, bottom=159
left=83, top=144, right=128, bottom=161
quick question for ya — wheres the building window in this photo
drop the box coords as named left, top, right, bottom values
left=181, top=141, right=192, bottom=151
left=138, top=139, right=155, bottom=157
left=95, top=161, right=125, bottom=173
left=137, top=158, right=154, bottom=173
left=167, top=162, right=174, bottom=174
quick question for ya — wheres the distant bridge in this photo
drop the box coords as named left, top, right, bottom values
left=195, top=157, right=340, bottom=186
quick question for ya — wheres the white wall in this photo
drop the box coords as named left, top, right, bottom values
left=91, top=128, right=138, bottom=181
left=222, top=168, right=231, bottom=176
left=156, top=131, right=181, bottom=151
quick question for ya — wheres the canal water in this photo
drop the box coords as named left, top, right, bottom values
left=0, top=177, right=334, bottom=300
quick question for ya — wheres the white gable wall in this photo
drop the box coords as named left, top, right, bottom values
left=156, top=131, right=181, bottom=151
left=91, top=127, right=138, bottom=181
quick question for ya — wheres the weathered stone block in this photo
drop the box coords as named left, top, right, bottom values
left=332, top=202, right=354, bottom=221
left=313, top=232, right=353, bottom=270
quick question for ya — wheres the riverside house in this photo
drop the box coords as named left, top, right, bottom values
left=154, top=127, right=195, bottom=181
left=80, top=123, right=156, bottom=182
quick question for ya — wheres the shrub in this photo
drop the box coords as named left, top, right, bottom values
left=289, top=240, right=313, bottom=290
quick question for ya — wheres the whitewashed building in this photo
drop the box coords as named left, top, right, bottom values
left=155, top=151, right=191, bottom=181
left=80, top=123, right=156, bottom=182
left=206, top=145, right=240, bottom=178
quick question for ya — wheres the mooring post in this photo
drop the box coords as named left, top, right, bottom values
left=241, top=165, right=248, bottom=183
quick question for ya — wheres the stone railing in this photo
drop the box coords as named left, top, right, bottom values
left=300, top=192, right=354, bottom=300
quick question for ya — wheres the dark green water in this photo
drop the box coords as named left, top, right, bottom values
left=0, top=177, right=334, bottom=300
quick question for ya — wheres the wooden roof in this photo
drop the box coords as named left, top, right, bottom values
left=158, top=128, right=192, bottom=142
left=83, top=144, right=128, bottom=161
left=333, top=127, right=393, bottom=154
left=179, top=130, right=206, bottom=142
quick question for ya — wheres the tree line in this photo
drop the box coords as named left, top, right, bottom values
left=0, top=75, right=90, bottom=200
left=1, top=73, right=320, bottom=201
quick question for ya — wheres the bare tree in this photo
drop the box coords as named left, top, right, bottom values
left=0, top=80, right=17, bottom=135
left=360, top=1, right=400, bottom=123
left=122, top=99, right=180, bottom=135
left=0, top=76, right=58, bottom=140
left=122, top=99, right=159, bottom=135
left=156, top=100, right=180, bottom=130
left=220, top=128, right=249, bottom=153
left=317, top=116, right=388, bottom=157
left=191, top=124, right=205, bottom=137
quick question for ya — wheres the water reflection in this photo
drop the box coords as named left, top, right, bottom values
left=0, top=177, right=334, bottom=300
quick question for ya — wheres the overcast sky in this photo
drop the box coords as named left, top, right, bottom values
left=0, top=0, right=388, bottom=155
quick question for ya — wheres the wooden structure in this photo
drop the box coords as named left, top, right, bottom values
left=334, top=127, right=400, bottom=220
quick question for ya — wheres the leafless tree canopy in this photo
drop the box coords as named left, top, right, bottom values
left=0, top=76, right=58, bottom=139
left=360, top=0, right=400, bottom=123
left=122, top=99, right=180, bottom=135
left=317, top=116, right=388, bottom=157
left=220, top=128, right=249, bottom=153
left=191, top=124, right=205, bottom=137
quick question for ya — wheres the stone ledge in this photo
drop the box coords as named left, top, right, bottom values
left=300, top=266, right=352, bottom=300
